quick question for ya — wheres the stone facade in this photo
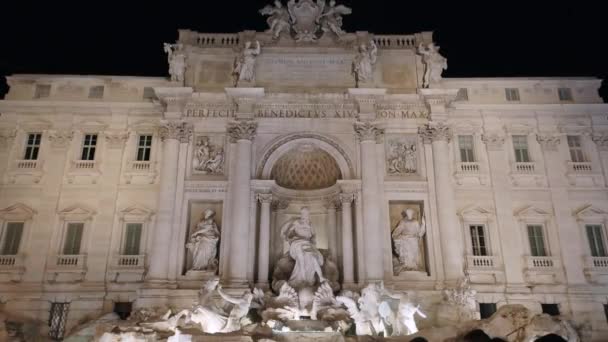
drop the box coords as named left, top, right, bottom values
left=0, top=20, right=607, bottom=340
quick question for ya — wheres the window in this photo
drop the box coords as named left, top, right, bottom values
left=567, top=135, right=586, bottom=162
left=34, top=84, right=51, bottom=99
left=136, top=135, right=153, bottom=161
left=458, top=135, right=476, bottom=162
left=123, top=223, right=142, bottom=255
left=586, top=224, right=607, bottom=257
left=470, top=225, right=488, bottom=256
left=505, top=88, right=520, bottom=101
left=527, top=225, right=547, bottom=256
left=1, top=222, right=24, bottom=255
left=479, top=303, right=497, bottom=319
left=80, top=134, right=97, bottom=161
left=457, top=88, right=469, bottom=101
left=143, top=87, right=156, bottom=100
left=541, top=303, right=560, bottom=316
left=62, top=223, right=84, bottom=255
left=512, top=135, right=530, bottom=163
left=604, top=304, right=608, bottom=323
left=88, top=85, right=105, bottom=99
left=48, top=302, right=70, bottom=340
left=558, top=87, right=573, bottom=101
left=24, top=133, right=42, bottom=160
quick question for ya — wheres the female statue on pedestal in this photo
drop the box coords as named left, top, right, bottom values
left=280, top=207, right=326, bottom=288
left=186, top=209, right=220, bottom=271
left=392, top=208, right=426, bottom=272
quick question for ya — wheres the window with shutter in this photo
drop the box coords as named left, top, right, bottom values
left=63, top=223, right=84, bottom=255
left=123, top=223, right=142, bottom=255
left=527, top=225, right=547, bottom=256
left=24, top=133, right=42, bottom=160
left=1, top=222, right=24, bottom=255
left=81, top=134, right=97, bottom=161
left=136, top=135, right=153, bottom=162
left=586, top=224, right=607, bottom=257
left=512, top=135, right=530, bottom=162
left=458, top=135, right=475, bottom=162
left=567, top=135, right=586, bottom=162
left=469, top=225, right=488, bottom=256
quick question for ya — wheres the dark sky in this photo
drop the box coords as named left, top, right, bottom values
left=1, top=1, right=606, bottom=100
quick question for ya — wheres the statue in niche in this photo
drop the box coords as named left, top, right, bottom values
left=417, top=42, right=447, bottom=88
left=317, top=0, right=352, bottom=37
left=260, top=1, right=292, bottom=40
left=186, top=209, right=220, bottom=271
left=163, top=43, right=186, bottom=84
left=193, top=137, right=224, bottom=175
left=392, top=208, right=426, bottom=272
left=352, top=40, right=378, bottom=87
left=387, top=138, right=417, bottom=175
left=232, top=41, right=261, bottom=86
left=280, top=207, right=326, bottom=288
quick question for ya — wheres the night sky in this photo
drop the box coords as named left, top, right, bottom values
left=1, top=1, right=606, bottom=100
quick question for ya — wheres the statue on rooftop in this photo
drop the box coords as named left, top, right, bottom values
left=352, top=40, right=378, bottom=87
left=233, top=41, right=261, bottom=86
left=260, top=1, right=292, bottom=40
left=317, top=0, right=352, bottom=38
left=163, top=43, right=186, bottom=84
left=418, top=42, right=447, bottom=88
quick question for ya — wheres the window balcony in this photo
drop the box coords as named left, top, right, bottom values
left=466, top=255, right=498, bottom=269
left=512, top=162, right=536, bottom=174
left=108, top=254, right=146, bottom=283
left=71, top=160, right=97, bottom=171
left=13, top=159, right=42, bottom=170
left=525, top=256, right=560, bottom=269
left=0, top=254, right=25, bottom=282
left=568, top=162, right=592, bottom=173
left=128, top=161, right=152, bottom=172
left=465, top=255, right=504, bottom=284
left=66, top=160, right=101, bottom=184
left=111, top=254, right=145, bottom=268
left=6, top=160, right=44, bottom=184
left=53, top=254, right=87, bottom=268
left=457, top=162, right=481, bottom=174
left=124, top=161, right=157, bottom=185
left=523, top=255, right=563, bottom=284
left=583, top=256, right=608, bottom=284
left=46, top=254, right=87, bottom=282
left=454, top=162, right=488, bottom=186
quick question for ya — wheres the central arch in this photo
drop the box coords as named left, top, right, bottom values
left=256, top=133, right=355, bottom=181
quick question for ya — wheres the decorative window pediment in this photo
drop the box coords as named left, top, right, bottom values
left=515, top=205, right=551, bottom=223
left=574, top=205, right=608, bottom=223
left=58, top=204, right=96, bottom=221
left=459, top=205, right=494, bottom=222
left=119, top=204, right=154, bottom=222
left=451, top=120, right=481, bottom=135
left=129, top=120, right=159, bottom=134
left=20, top=119, right=52, bottom=132
left=506, top=123, right=534, bottom=135
left=74, top=119, right=108, bottom=133
left=0, top=203, right=37, bottom=221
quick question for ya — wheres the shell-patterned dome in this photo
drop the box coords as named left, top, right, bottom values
left=271, top=145, right=342, bottom=190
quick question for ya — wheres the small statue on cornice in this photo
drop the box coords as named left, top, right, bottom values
left=418, top=43, right=447, bottom=88
left=352, top=40, right=378, bottom=87
left=317, top=0, right=352, bottom=38
left=260, top=0, right=292, bottom=40
left=232, top=41, right=261, bottom=86
left=163, top=43, right=186, bottom=84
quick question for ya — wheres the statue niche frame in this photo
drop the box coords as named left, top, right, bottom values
left=183, top=200, right=223, bottom=277
left=388, top=200, right=430, bottom=276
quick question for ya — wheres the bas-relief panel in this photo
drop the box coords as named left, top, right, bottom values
left=192, top=135, right=226, bottom=176
left=197, top=60, right=233, bottom=87
left=184, top=201, right=223, bottom=274
left=386, top=135, right=418, bottom=176
left=389, top=200, right=428, bottom=276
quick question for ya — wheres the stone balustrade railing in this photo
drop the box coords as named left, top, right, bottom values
left=53, top=254, right=86, bottom=268
left=568, top=161, right=593, bottom=173
left=72, top=160, right=96, bottom=170
left=0, top=255, right=24, bottom=268
left=14, top=159, right=41, bottom=170
left=584, top=256, right=608, bottom=269
left=525, top=255, right=561, bottom=269
left=457, top=162, right=481, bottom=174
left=466, top=255, right=498, bottom=269
left=180, top=32, right=241, bottom=48
left=128, top=161, right=152, bottom=172
left=373, top=35, right=418, bottom=49
left=112, top=254, right=145, bottom=268
left=513, top=162, right=536, bottom=174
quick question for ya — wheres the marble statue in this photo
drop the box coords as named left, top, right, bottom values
left=287, top=0, right=324, bottom=42
left=383, top=292, right=427, bottom=336
left=193, top=136, right=224, bottom=175
left=317, top=0, right=352, bottom=37
left=352, top=40, right=378, bottom=86
left=163, top=43, right=186, bottom=84
left=280, top=207, right=326, bottom=288
left=189, top=278, right=228, bottom=334
left=443, top=278, right=479, bottom=322
left=337, top=283, right=391, bottom=336
left=186, top=209, right=220, bottom=271
left=392, top=208, right=426, bottom=271
left=418, top=42, right=447, bottom=88
left=387, top=139, right=417, bottom=175
left=233, top=41, right=261, bottom=86
left=259, top=1, right=291, bottom=40
left=217, top=285, right=255, bottom=333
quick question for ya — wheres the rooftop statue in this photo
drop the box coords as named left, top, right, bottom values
left=163, top=43, right=186, bottom=84
left=259, top=1, right=291, bottom=40
left=352, top=40, right=378, bottom=86
left=232, top=41, right=261, bottom=86
left=317, top=0, right=352, bottom=37
left=418, top=42, right=447, bottom=88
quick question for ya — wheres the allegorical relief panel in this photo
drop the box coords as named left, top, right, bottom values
left=193, top=135, right=225, bottom=175
left=386, top=135, right=418, bottom=176
left=185, top=201, right=223, bottom=275
left=389, top=201, right=427, bottom=275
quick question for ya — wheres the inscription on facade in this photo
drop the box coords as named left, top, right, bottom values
left=257, top=54, right=353, bottom=87
left=185, top=106, right=236, bottom=118
left=255, top=108, right=358, bottom=119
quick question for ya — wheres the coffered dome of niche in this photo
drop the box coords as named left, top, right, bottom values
left=271, top=144, right=342, bottom=190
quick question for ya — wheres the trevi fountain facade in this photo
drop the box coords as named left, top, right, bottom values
left=0, top=1, right=607, bottom=341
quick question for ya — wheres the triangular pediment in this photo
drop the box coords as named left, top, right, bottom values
left=58, top=204, right=96, bottom=220
left=459, top=204, right=494, bottom=221
left=515, top=205, right=551, bottom=220
left=120, top=204, right=154, bottom=221
left=0, top=203, right=37, bottom=220
left=574, top=205, right=608, bottom=221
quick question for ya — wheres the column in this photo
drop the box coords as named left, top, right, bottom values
left=147, top=121, right=192, bottom=282
left=354, top=122, right=384, bottom=281
left=340, top=193, right=355, bottom=285
left=419, top=122, right=464, bottom=282
left=593, top=134, right=608, bottom=185
left=257, top=193, right=272, bottom=285
left=325, top=197, right=339, bottom=264
left=271, top=199, right=289, bottom=269
left=226, top=120, right=257, bottom=285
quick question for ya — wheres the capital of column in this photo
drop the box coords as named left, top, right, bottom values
left=592, top=134, right=608, bottom=151
left=104, top=131, right=129, bottom=149
left=48, top=130, right=73, bottom=149
left=257, top=193, right=273, bottom=204
left=154, top=87, right=193, bottom=117
left=271, top=198, right=289, bottom=211
left=339, top=192, right=356, bottom=205
left=418, top=121, right=452, bottom=144
left=536, top=134, right=561, bottom=152
left=227, top=120, right=257, bottom=143
left=324, top=195, right=341, bottom=210
left=159, top=121, right=193, bottom=143
left=482, top=133, right=506, bottom=151
left=354, top=121, right=384, bottom=142
left=0, top=129, right=17, bottom=150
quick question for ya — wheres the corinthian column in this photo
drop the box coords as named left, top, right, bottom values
left=354, top=121, right=385, bottom=282
left=419, top=122, right=463, bottom=282
left=339, top=193, right=355, bottom=285
left=226, top=120, right=257, bottom=285
left=147, top=121, right=192, bottom=282
left=256, top=193, right=272, bottom=286
left=325, top=197, right=339, bottom=264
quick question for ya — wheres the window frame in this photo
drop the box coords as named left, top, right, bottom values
left=23, top=132, right=42, bottom=161
left=575, top=205, right=608, bottom=261
left=505, top=88, right=520, bottom=102
left=526, top=224, right=549, bottom=257
left=122, top=222, right=143, bottom=256
left=54, top=205, right=95, bottom=257
left=0, top=203, right=36, bottom=258
left=557, top=87, right=573, bottom=102
left=115, top=204, right=154, bottom=258
left=567, top=135, right=587, bottom=163
left=512, top=134, right=531, bottom=163
left=516, top=206, right=554, bottom=258
left=458, top=135, right=476, bottom=163
left=459, top=205, right=497, bottom=261
left=136, top=134, right=153, bottom=162
left=34, top=84, right=51, bottom=99
left=469, top=224, right=490, bottom=256
left=80, top=133, right=98, bottom=161
left=585, top=224, right=607, bottom=257
left=0, top=222, right=25, bottom=256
